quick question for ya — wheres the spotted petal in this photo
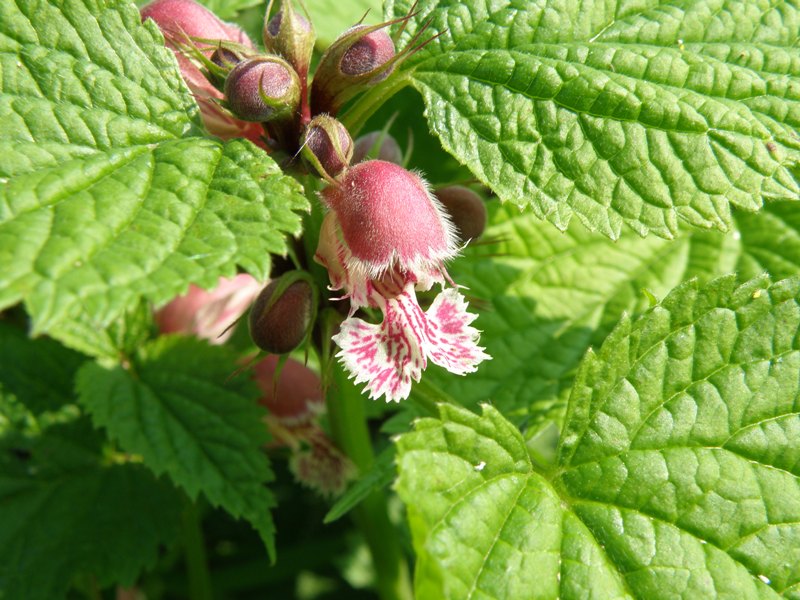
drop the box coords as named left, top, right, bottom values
left=334, top=286, right=489, bottom=402
left=425, top=288, right=490, bottom=375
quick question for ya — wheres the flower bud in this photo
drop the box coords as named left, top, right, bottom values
left=340, top=28, right=395, bottom=78
left=205, top=46, right=252, bottom=87
left=210, top=46, right=242, bottom=69
left=310, top=25, right=396, bottom=115
left=263, top=1, right=315, bottom=79
left=352, top=131, right=403, bottom=165
left=249, top=277, right=314, bottom=354
left=434, top=186, right=488, bottom=243
left=224, top=56, right=300, bottom=122
left=301, top=115, right=353, bottom=179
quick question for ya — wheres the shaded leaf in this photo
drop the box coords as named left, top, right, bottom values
left=76, top=337, right=278, bottom=558
left=0, top=325, right=180, bottom=600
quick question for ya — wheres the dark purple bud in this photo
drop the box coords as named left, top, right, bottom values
left=249, top=278, right=314, bottom=354
left=352, top=131, right=403, bottom=165
left=205, top=46, right=251, bottom=88
left=340, top=28, right=395, bottom=78
left=210, top=46, right=243, bottom=69
left=434, top=186, right=487, bottom=243
left=301, top=115, right=353, bottom=179
left=310, top=24, right=396, bottom=115
left=263, top=1, right=315, bottom=78
left=224, top=56, right=300, bottom=122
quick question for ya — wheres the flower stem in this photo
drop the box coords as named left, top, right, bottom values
left=181, top=499, right=213, bottom=600
left=411, top=377, right=458, bottom=415
left=326, top=360, right=413, bottom=600
left=340, top=71, right=413, bottom=137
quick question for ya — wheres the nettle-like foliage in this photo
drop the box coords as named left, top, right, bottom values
left=1, top=0, right=799, bottom=598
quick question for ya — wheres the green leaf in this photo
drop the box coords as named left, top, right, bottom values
left=76, top=336, right=278, bottom=559
left=396, top=403, right=632, bottom=600
left=0, top=0, right=308, bottom=339
left=0, top=456, right=181, bottom=600
left=0, top=322, right=86, bottom=415
left=386, top=0, right=800, bottom=239
left=735, top=200, right=800, bottom=280
left=0, top=325, right=181, bottom=599
left=426, top=201, right=738, bottom=426
left=397, top=274, right=800, bottom=599
left=47, top=299, right=155, bottom=360
left=0, top=0, right=197, bottom=173
left=429, top=199, right=800, bottom=429
left=307, top=0, right=380, bottom=48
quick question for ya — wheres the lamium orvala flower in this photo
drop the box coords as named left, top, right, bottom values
left=155, top=274, right=262, bottom=344
left=315, top=160, right=490, bottom=402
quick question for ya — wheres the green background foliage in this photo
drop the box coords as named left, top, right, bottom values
left=387, top=0, right=800, bottom=239
left=1, top=0, right=799, bottom=597
left=398, top=276, right=800, bottom=599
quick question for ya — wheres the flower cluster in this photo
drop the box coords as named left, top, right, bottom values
left=143, top=0, right=490, bottom=404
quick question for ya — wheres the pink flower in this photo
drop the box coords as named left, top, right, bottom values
left=315, top=160, right=490, bottom=402
left=255, top=356, right=355, bottom=497
left=254, top=355, right=325, bottom=424
left=140, top=0, right=266, bottom=146
left=155, top=274, right=262, bottom=344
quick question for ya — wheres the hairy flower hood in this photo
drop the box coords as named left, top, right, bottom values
left=320, top=160, right=459, bottom=282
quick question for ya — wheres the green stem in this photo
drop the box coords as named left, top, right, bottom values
left=411, top=377, right=458, bottom=415
left=181, top=500, right=213, bottom=600
left=340, top=72, right=413, bottom=137
left=326, top=360, right=413, bottom=600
